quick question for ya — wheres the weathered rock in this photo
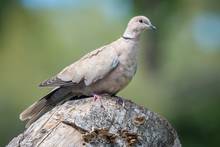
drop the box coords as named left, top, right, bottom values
left=7, top=96, right=181, bottom=147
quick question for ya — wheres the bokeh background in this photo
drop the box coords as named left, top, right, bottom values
left=0, top=0, right=220, bottom=146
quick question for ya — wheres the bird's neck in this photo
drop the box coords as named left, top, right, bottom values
left=123, top=28, right=141, bottom=41
left=116, top=37, right=139, bottom=61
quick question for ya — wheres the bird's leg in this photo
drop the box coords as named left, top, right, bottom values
left=115, top=95, right=125, bottom=107
left=92, top=94, right=105, bottom=109
left=92, top=94, right=102, bottom=101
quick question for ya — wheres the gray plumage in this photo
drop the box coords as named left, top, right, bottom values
left=20, top=16, right=156, bottom=127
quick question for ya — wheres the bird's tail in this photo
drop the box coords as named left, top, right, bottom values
left=19, top=87, right=72, bottom=128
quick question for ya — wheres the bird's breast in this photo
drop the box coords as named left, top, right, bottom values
left=84, top=41, right=138, bottom=95
left=89, top=59, right=137, bottom=95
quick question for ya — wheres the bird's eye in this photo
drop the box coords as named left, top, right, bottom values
left=139, top=19, right=143, bottom=23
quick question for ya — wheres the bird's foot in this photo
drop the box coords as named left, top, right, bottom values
left=93, top=94, right=102, bottom=101
left=92, top=94, right=105, bottom=109
left=115, top=96, right=125, bottom=107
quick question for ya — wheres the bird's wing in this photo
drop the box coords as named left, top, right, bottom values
left=39, top=45, right=119, bottom=87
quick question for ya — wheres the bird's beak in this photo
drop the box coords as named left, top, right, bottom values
left=149, top=24, right=156, bottom=30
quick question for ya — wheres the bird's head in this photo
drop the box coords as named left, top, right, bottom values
left=123, top=16, right=156, bottom=40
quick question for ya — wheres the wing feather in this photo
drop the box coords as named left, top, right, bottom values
left=39, top=45, right=119, bottom=87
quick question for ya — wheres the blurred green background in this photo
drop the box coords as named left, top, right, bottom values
left=0, top=0, right=220, bottom=146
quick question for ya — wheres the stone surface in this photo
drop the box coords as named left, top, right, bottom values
left=7, top=96, right=181, bottom=147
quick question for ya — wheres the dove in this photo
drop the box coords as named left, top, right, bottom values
left=20, top=16, right=156, bottom=127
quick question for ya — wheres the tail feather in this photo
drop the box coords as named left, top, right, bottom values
left=19, top=87, right=72, bottom=127
left=19, top=98, right=47, bottom=121
left=25, top=104, right=54, bottom=128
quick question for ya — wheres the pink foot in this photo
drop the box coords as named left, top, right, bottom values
left=92, top=94, right=105, bottom=109
left=93, top=94, right=102, bottom=101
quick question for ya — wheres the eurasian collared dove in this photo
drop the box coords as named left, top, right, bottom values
left=20, top=16, right=156, bottom=127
